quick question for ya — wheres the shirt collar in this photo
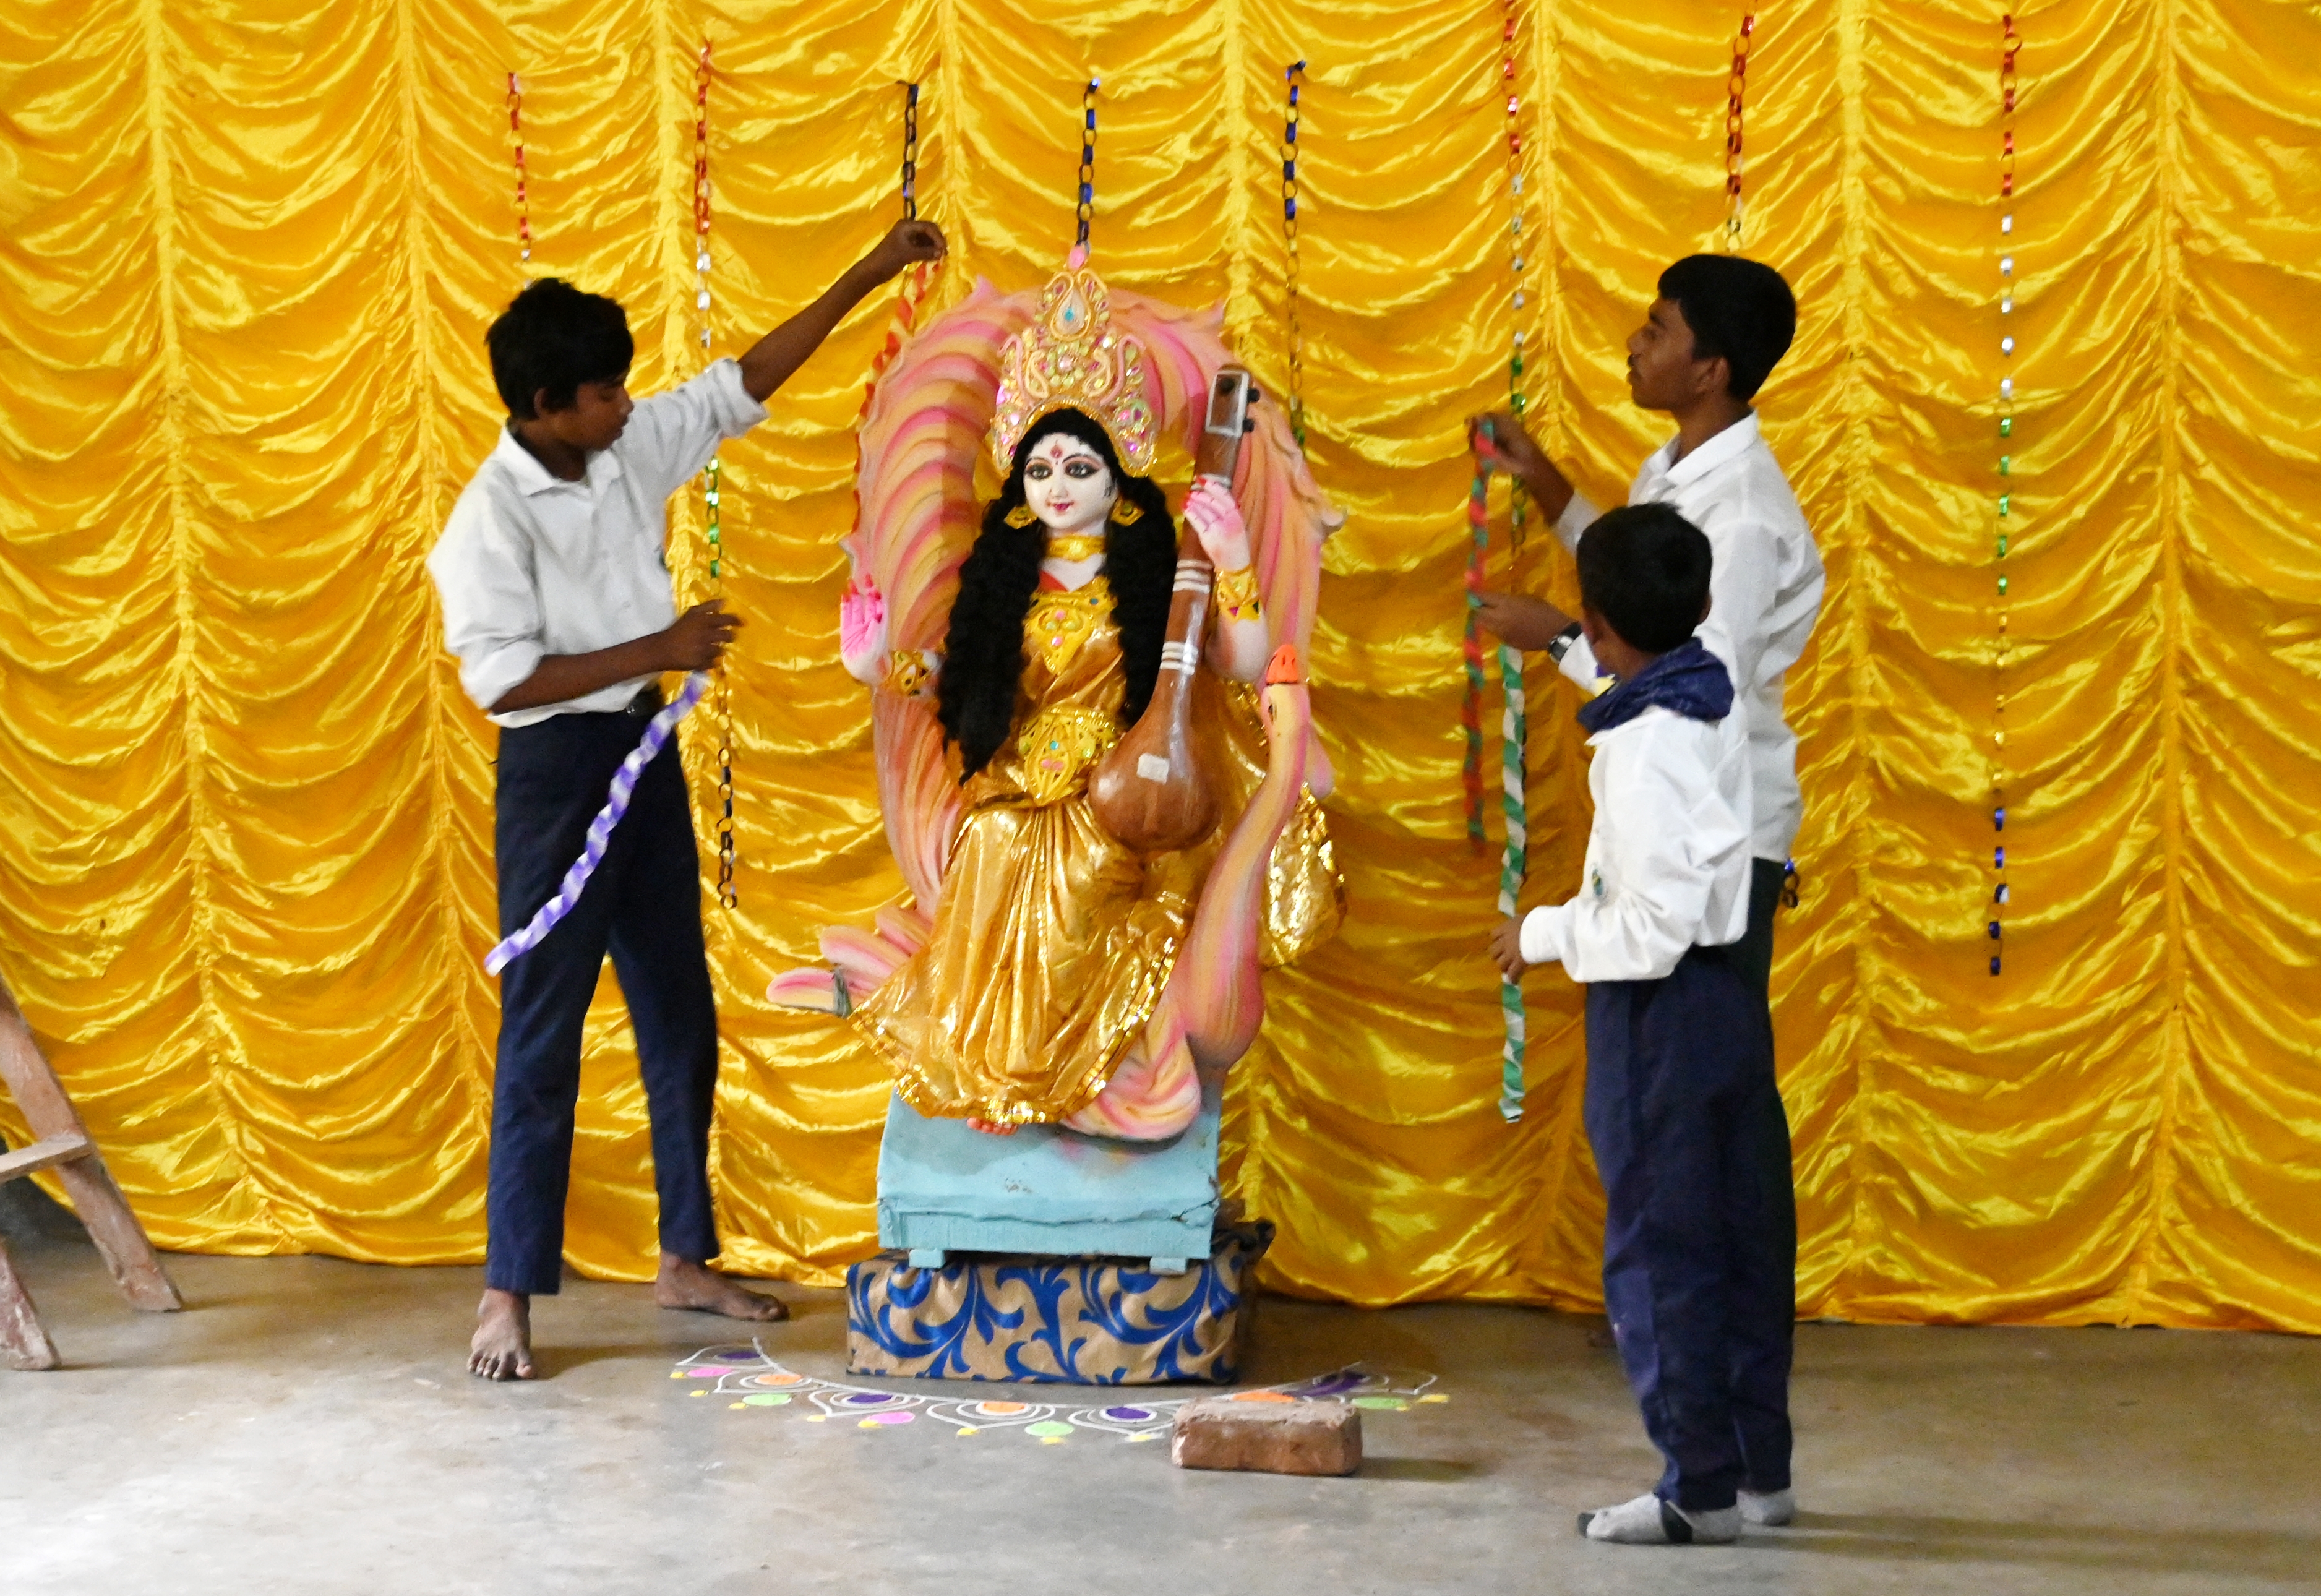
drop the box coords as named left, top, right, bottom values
left=1659, top=409, right=1762, bottom=489
left=490, top=425, right=622, bottom=496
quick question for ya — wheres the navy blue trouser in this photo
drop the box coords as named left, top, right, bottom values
left=1584, top=940, right=1796, bottom=1513
left=487, top=703, right=721, bottom=1296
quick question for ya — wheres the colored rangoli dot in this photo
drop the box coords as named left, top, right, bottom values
left=956, top=1427, right=980, bottom=1436
left=1418, top=1394, right=1449, bottom=1404
left=1025, top=1420, right=1075, bottom=1437
left=844, top=1392, right=897, bottom=1405
left=1102, top=1406, right=1154, bottom=1422
left=1352, top=1397, right=1407, bottom=1411
left=741, top=1394, right=791, bottom=1407
left=977, top=1402, right=1029, bottom=1415
left=1230, top=1391, right=1296, bottom=1403
left=687, top=1367, right=724, bottom=1378
left=873, top=1411, right=914, bottom=1425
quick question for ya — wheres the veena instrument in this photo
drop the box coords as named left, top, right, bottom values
left=1088, top=366, right=1258, bottom=854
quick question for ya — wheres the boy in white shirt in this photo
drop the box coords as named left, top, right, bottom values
left=1475, top=254, right=1821, bottom=1009
left=1493, top=501, right=1795, bottom=1545
left=429, top=218, right=944, bottom=1381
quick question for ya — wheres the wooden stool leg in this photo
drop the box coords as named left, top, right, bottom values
left=53, top=1157, right=182, bottom=1313
left=0, top=1234, right=62, bottom=1370
left=1, top=971, right=183, bottom=1313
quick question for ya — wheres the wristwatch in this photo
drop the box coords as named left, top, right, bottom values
left=1545, top=622, right=1584, bottom=664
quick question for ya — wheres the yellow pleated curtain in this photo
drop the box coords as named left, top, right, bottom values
left=2, top=0, right=2317, bottom=1330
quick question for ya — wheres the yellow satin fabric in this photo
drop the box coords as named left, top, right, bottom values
left=856, top=577, right=1191, bottom=1124
left=2, top=0, right=2317, bottom=1329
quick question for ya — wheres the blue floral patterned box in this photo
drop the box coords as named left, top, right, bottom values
left=846, top=1220, right=1274, bottom=1385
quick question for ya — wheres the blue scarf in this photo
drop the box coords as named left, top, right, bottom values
left=1576, top=637, right=1733, bottom=735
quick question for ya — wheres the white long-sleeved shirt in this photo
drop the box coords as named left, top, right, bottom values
left=1553, top=412, right=1823, bottom=861
left=1519, top=703, right=1751, bottom=984
left=426, top=358, right=767, bottom=727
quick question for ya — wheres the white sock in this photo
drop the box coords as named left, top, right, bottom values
left=1738, top=1487, right=1795, bottom=1526
left=1577, top=1491, right=1741, bottom=1545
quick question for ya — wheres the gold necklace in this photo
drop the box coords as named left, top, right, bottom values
left=1046, top=531, right=1105, bottom=562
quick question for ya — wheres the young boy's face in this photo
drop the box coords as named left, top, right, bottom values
left=534, top=374, right=633, bottom=452
left=1624, top=299, right=1724, bottom=413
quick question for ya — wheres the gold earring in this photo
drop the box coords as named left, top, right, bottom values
left=1108, top=499, right=1144, bottom=526
left=1004, top=504, right=1038, bottom=528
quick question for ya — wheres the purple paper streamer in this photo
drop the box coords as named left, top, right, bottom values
left=484, top=672, right=710, bottom=976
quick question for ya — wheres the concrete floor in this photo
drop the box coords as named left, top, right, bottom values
left=2, top=1202, right=2318, bottom=1595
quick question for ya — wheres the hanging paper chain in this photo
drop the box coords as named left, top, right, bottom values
left=857, top=81, right=934, bottom=424
left=1503, top=2, right=1529, bottom=552
left=507, top=74, right=531, bottom=269
left=693, top=38, right=737, bottom=909
left=1725, top=14, right=1754, bottom=248
left=1990, top=15, right=2020, bottom=975
left=485, top=676, right=710, bottom=974
left=1496, top=1, right=1531, bottom=1125
left=1282, top=61, right=1308, bottom=452
left=901, top=80, right=920, bottom=222
left=1460, top=487, right=1490, bottom=853
left=1076, top=80, right=1099, bottom=251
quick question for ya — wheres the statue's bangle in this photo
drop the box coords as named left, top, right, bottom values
left=1214, top=564, right=1263, bottom=625
left=1546, top=622, right=1583, bottom=664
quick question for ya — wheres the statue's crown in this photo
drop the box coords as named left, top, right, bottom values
left=988, top=253, right=1156, bottom=477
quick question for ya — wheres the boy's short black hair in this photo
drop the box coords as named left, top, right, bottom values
left=1576, top=503, right=1714, bottom=656
left=486, top=279, right=633, bottom=419
left=1657, top=255, right=1796, bottom=401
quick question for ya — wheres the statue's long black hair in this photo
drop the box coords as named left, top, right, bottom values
left=937, top=407, right=1177, bottom=781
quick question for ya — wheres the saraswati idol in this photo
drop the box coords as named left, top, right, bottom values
left=772, top=252, right=1342, bottom=1143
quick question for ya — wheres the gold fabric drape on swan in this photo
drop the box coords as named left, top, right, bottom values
left=2, top=0, right=2317, bottom=1328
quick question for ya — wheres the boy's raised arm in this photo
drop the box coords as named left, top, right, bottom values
left=737, top=219, right=946, bottom=403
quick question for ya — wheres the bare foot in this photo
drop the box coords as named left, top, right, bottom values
left=654, top=1253, right=789, bottom=1321
left=470, top=1289, right=536, bottom=1381
left=966, top=1116, right=1016, bottom=1136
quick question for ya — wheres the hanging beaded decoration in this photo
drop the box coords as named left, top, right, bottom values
left=855, top=81, right=933, bottom=421
left=1076, top=79, right=1099, bottom=251
left=1724, top=14, right=1754, bottom=249
left=1989, top=15, right=2020, bottom=974
left=1492, top=0, right=1531, bottom=1124
left=507, top=73, right=531, bottom=270
left=693, top=38, right=737, bottom=909
left=1282, top=61, right=1308, bottom=452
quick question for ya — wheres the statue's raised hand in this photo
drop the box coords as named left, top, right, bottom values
left=1182, top=478, right=1252, bottom=573
left=839, top=573, right=887, bottom=685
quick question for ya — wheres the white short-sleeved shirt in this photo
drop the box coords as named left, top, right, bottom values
left=426, top=358, right=767, bottom=727
left=1553, top=413, right=1824, bottom=862
left=1519, top=703, right=1752, bottom=984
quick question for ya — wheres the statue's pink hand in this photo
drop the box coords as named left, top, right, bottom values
left=1183, top=478, right=1252, bottom=573
left=839, top=573, right=888, bottom=685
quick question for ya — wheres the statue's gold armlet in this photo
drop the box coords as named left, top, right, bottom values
left=1213, top=564, right=1263, bottom=626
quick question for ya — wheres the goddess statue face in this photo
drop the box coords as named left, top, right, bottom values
left=1021, top=430, right=1117, bottom=538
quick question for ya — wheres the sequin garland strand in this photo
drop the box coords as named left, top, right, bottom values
left=1282, top=61, right=1308, bottom=452
left=485, top=676, right=711, bottom=975
left=1724, top=15, right=1754, bottom=249
left=506, top=73, right=530, bottom=270
left=1989, top=16, right=2020, bottom=974
left=693, top=39, right=737, bottom=909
